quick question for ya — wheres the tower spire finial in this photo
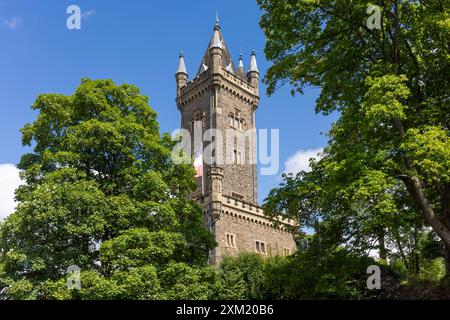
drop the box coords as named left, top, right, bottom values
left=211, top=15, right=223, bottom=49
left=215, top=12, right=220, bottom=30
left=237, top=48, right=245, bottom=79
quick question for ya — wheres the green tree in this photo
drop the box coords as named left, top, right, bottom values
left=218, top=253, right=265, bottom=300
left=258, top=0, right=450, bottom=273
left=265, top=245, right=378, bottom=299
left=0, top=79, right=216, bottom=299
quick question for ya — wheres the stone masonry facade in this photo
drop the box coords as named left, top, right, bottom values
left=175, top=19, right=297, bottom=265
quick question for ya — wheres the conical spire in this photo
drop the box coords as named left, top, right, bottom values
left=248, top=50, right=259, bottom=73
left=177, top=51, right=187, bottom=74
left=196, top=17, right=236, bottom=76
left=239, top=53, right=244, bottom=69
left=211, top=25, right=223, bottom=49
left=237, top=53, right=246, bottom=79
left=211, top=13, right=222, bottom=48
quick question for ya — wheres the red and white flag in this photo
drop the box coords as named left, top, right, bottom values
left=193, top=150, right=203, bottom=177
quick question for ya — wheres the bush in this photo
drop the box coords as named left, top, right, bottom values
left=419, top=258, right=445, bottom=281
left=266, top=249, right=378, bottom=299
left=217, top=253, right=265, bottom=300
left=216, top=249, right=379, bottom=300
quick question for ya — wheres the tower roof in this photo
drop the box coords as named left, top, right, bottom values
left=237, top=53, right=246, bottom=79
left=211, top=16, right=223, bottom=49
left=176, top=51, right=188, bottom=75
left=248, top=50, right=259, bottom=73
left=196, top=19, right=237, bottom=77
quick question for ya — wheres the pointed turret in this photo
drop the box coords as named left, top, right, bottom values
left=247, top=50, right=259, bottom=94
left=211, top=17, right=223, bottom=49
left=237, top=53, right=246, bottom=79
left=196, top=17, right=236, bottom=76
left=175, top=51, right=188, bottom=97
left=209, top=16, right=225, bottom=76
left=176, top=51, right=188, bottom=75
left=248, top=50, right=259, bottom=73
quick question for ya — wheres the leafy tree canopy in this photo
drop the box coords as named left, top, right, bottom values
left=259, top=0, right=450, bottom=274
left=0, top=79, right=216, bottom=299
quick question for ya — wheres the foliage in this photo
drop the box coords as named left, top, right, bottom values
left=217, top=253, right=265, bottom=300
left=158, top=262, right=218, bottom=300
left=258, top=0, right=450, bottom=275
left=0, top=79, right=216, bottom=300
left=418, top=258, right=446, bottom=282
left=217, top=248, right=378, bottom=300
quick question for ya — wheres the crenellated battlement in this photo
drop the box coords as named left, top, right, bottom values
left=176, top=67, right=258, bottom=110
left=221, top=194, right=298, bottom=232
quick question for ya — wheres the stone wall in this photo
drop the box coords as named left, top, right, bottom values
left=209, top=195, right=298, bottom=265
left=179, top=68, right=259, bottom=204
left=217, top=82, right=258, bottom=204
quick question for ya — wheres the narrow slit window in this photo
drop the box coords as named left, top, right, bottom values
left=226, top=233, right=236, bottom=248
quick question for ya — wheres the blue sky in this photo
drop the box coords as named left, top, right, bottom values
left=0, top=0, right=337, bottom=217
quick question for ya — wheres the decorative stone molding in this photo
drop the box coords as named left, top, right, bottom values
left=221, top=194, right=298, bottom=232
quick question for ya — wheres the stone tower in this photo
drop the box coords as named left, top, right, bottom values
left=175, top=18, right=297, bottom=265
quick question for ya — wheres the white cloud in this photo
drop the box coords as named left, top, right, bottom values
left=81, top=9, right=96, bottom=20
left=283, top=148, right=323, bottom=175
left=0, top=164, right=23, bottom=221
left=1, top=16, right=23, bottom=30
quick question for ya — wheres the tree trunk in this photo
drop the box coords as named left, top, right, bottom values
left=445, top=244, right=450, bottom=276
left=377, top=228, right=387, bottom=261
left=406, top=177, right=450, bottom=276
left=442, top=184, right=450, bottom=275
left=394, top=232, right=409, bottom=270
left=407, top=177, right=450, bottom=248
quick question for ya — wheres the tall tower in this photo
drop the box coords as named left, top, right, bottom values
left=175, top=18, right=296, bottom=264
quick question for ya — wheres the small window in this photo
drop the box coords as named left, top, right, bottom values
left=255, top=240, right=267, bottom=255
left=229, top=114, right=234, bottom=127
left=226, top=233, right=236, bottom=248
left=233, top=150, right=242, bottom=164
left=283, top=248, right=290, bottom=256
